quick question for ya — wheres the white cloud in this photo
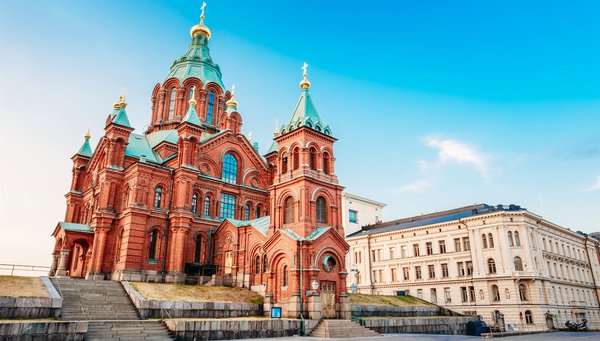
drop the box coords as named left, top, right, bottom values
left=585, top=175, right=600, bottom=192
left=393, top=180, right=432, bottom=193
left=424, top=137, right=490, bottom=178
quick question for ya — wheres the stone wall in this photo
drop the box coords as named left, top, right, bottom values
left=0, top=321, right=87, bottom=341
left=351, top=305, right=461, bottom=317
left=358, top=316, right=475, bottom=335
left=165, top=319, right=308, bottom=340
left=122, top=281, right=262, bottom=319
left=0, top=277, right=62, bottom=319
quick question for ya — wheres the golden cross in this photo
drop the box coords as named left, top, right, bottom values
left=201, top=2, right=207, bottom=19
left=302, top=62, right=308, bottom=78
left=231, top=84, right=235, bottom=96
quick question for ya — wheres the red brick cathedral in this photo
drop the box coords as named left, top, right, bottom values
left=50, top=6, right=350, bottom=318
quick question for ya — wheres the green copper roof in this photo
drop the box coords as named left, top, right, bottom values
left=266, top=140, right=278, bottom=154
left=76, top=137, right=93, bottom=157
left=147, top=130, right=179, bottom=148
left=109, top=106, right=132, bottom=128
left=280, top=88, right=332, bottom=136
left=181, top=103, right=202, bottom=126
left=125, top=134, right=162, bottom=164
left=166, top=34, right=225, bottom=89
left=280, top=226, right=331, bottom=241
left=226, top=216, right=270, bottom=236
left=58, top=221, right=93, bottom=234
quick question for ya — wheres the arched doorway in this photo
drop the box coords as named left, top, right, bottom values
left=69, top=240, right=89, bottom=278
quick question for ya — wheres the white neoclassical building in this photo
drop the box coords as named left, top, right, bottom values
left=341, top=192, right=386, bottom=237
left=346, top=204, right=600, bottom=331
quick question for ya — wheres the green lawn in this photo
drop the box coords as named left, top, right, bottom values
left=130, top=282, right=263, bottom=304
left=349, top=293, right=432, bottom=306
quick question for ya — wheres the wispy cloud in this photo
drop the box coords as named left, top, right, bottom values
left=422, top=137, right=490, bottom=178
left=585, top=176, right=600, bottom=192
left=393, top=180, right=432, bottom=193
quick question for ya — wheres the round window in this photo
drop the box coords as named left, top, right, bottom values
left=322, top=255, right=337, bottom=273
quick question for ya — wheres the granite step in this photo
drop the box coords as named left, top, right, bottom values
left=309, top=319, right=380, bottom=338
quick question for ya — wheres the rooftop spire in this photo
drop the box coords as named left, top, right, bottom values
left=76, top=130, right=93, bottom=157
left=181, top=98, right=202, bottom=126
left=300, top=62, right=311, bottom=90
left=190, top=2, right=212, bottom=39
left=84, top=128, right=91, bottom=140
left=226, top=84, right=238, bottom=109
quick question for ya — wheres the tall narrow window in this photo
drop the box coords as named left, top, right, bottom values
left=482, top=234, right=488, bottom=248
left=508, top=231, right=514, bottom=246
left=148, top=230, right=158, bottom=261
left=488, top=258, right=497, bottom=274
left=168, top=87, right=177, bottom=120
left=189, top=86, right=195, bottom=102
left=293, top=148, right=299, bottom=170
left=514, top=256, right=524, bottom=271
left=316, top=196, right=327, bottom=224
left=514, top=231, right=520, bottom=246
left=488, top=233, right=494, bottom=248
left=283, top=265, right=288, bottom=286
left=194, top=234, right=202, bottom=263
left=263, top=255, right=268, bottom=272
left=256, top=206, right=261, bottom=218
left=222, top=153, right=238, bottom=184
left=255, top=255, right=261, bottom=274
left=154, top=187, right=163, bottom=209
left=309, top=148, right=316, bottom=170
left=525, top=310, right=533, bottom=324
left=191, top=193, right=198, bottom=214
left=206, top=90, right=215, bottom=124
left=219, top=193, right=236, bottom=219
left=323, top=153, right=330, bottom=174
left=245, top=204, right=251, bottom=221
left=281, top=152, right=288, bottom=173
left=491, top=285, right=500, bottom=301
left=519, top=283, right=528, bottom=301
left=204, top=197, right=211, bottom=216
left=284, top=197, right=294, bottom=224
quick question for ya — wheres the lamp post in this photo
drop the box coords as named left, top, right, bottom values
left=311, top=279, right=319, bottom=293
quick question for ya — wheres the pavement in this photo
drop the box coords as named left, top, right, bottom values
left=240, top=332, right=600, bottom=341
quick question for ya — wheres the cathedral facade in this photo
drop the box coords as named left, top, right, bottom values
left=49, top=7, right=349, bottom=319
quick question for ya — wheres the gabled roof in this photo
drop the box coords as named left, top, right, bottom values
left=226, top=216, right=271, bottom=236
left=125, top=134, right=163, bottom=164
left=76, top=137, right=93, bottom=157
left=280, top=226, right=331, bottom=241
left=181, top=102, right=202, bottom=126
left=57, top=222, right=93, bottom=234
left=109, top=106, right=132, bottom=128
left=146, top=129, right=179, bottom=148
left=266, top=140, right=278, bottom=154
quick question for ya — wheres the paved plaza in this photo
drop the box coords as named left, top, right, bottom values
left=246, top=332, right=600, bottom=341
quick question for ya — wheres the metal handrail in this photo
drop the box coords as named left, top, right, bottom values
left=159, top=302, right=173, bottom=321
left=0, top=263, right=51, bottom=276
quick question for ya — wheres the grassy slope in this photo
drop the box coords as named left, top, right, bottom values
left=130, top=282, right=263, bottom=304
left=0, top=276, right=49, bottom=298
left=349, top=293, right=432, bottom=306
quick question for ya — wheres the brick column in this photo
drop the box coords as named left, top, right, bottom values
left=166, top=227, right=188, bottom=283
left=88, top=227, right=109, bottom=279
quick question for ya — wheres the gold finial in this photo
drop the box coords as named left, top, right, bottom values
left=113, top=87, right=128, bottom=108
left=84, top=129, right=91, bottom=140
left=300, top=62, right=311, bottom=90
left=226, top=84, right=238, bottom=108
left=190, top=1, right=212, bottom=39
left=273, top=118, right=280, bottom=137
left=189, top=98, right=197, bottom=106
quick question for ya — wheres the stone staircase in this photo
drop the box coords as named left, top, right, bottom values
left=51, top=277, right=140, bottom=320
left=87, top=321, right=173, bottom=341
left=51, top=277, right=174, bottom=340
left=310, top=319, right=380, bottom=338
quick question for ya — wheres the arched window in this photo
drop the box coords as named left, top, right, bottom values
left=316, top=196, right=327, bottom=224
left=508, top=231, right=514, bottom=246
left=262, top=255, right=268, bottom=272
left=255, top=255, right=261, bottom=274
left=194, top=234, right=202, bottom=263
left=204, top=197, right=211, bottom=216
left=293, top=148, right=299, bottom=170
left=284, top=197, right=294, bottom=224
left=519, top=283, right=528, bottom=301
left=488, top=233, right=494, bottom=248
left=245, top=204, right=251, bottom=221
left=154, top=187, right=163, bottom=209
left=504, top=288, right=511, bottom=299
left=281, top=152, right=288, bottom=173
left=514, top=256, right=524, bottom=271
left=482, top=234, right=488, bottom=248
left=323, top=153, right=330, bottom=174
left=191, top=193, right=198, bottom=214
left=168, top=87, right=177, bottom=120
left=514, top=231, right=521, bottom=246
left=206, top=90, right=215, bottom=124
left=148, top=230, right=158, bottom=261
left=491, top=285, right=500, bottom=301
left=222, top=153, right=238, bottom=184
left=488, top=258, right=497, bottom=274
left=524, top=310, right=533, bottom=324
left=256, top=206, right=261, bottom=218
left=283, top=265, right=288, bottom=286
left=309, top=148, right=316, bottom=170
left=189, top=86, right=195, bottom=102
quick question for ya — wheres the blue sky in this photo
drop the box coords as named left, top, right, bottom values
left=0, top=0, right=598, bottom=265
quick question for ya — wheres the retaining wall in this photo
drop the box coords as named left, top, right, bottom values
left=165, top=319, right=311, bottom=340
left=122, top=281, right=262, bottom=319
left=0, top=277, right=62, bottom=319
left=358, top=316, right=475, bottom=335
left=0, top=321, right=87, bottom=341
left=351, top=305, right=461, bottom=317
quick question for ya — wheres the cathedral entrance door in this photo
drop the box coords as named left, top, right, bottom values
left=321, top=281, right=336, bottom=319
left=224, top=251, right=233, bottom=274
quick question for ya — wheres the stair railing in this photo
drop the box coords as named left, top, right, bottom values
left=159, top=302, right=173, bottom=321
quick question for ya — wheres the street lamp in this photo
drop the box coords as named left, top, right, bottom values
left=311, top=279, right=319, bottom=291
